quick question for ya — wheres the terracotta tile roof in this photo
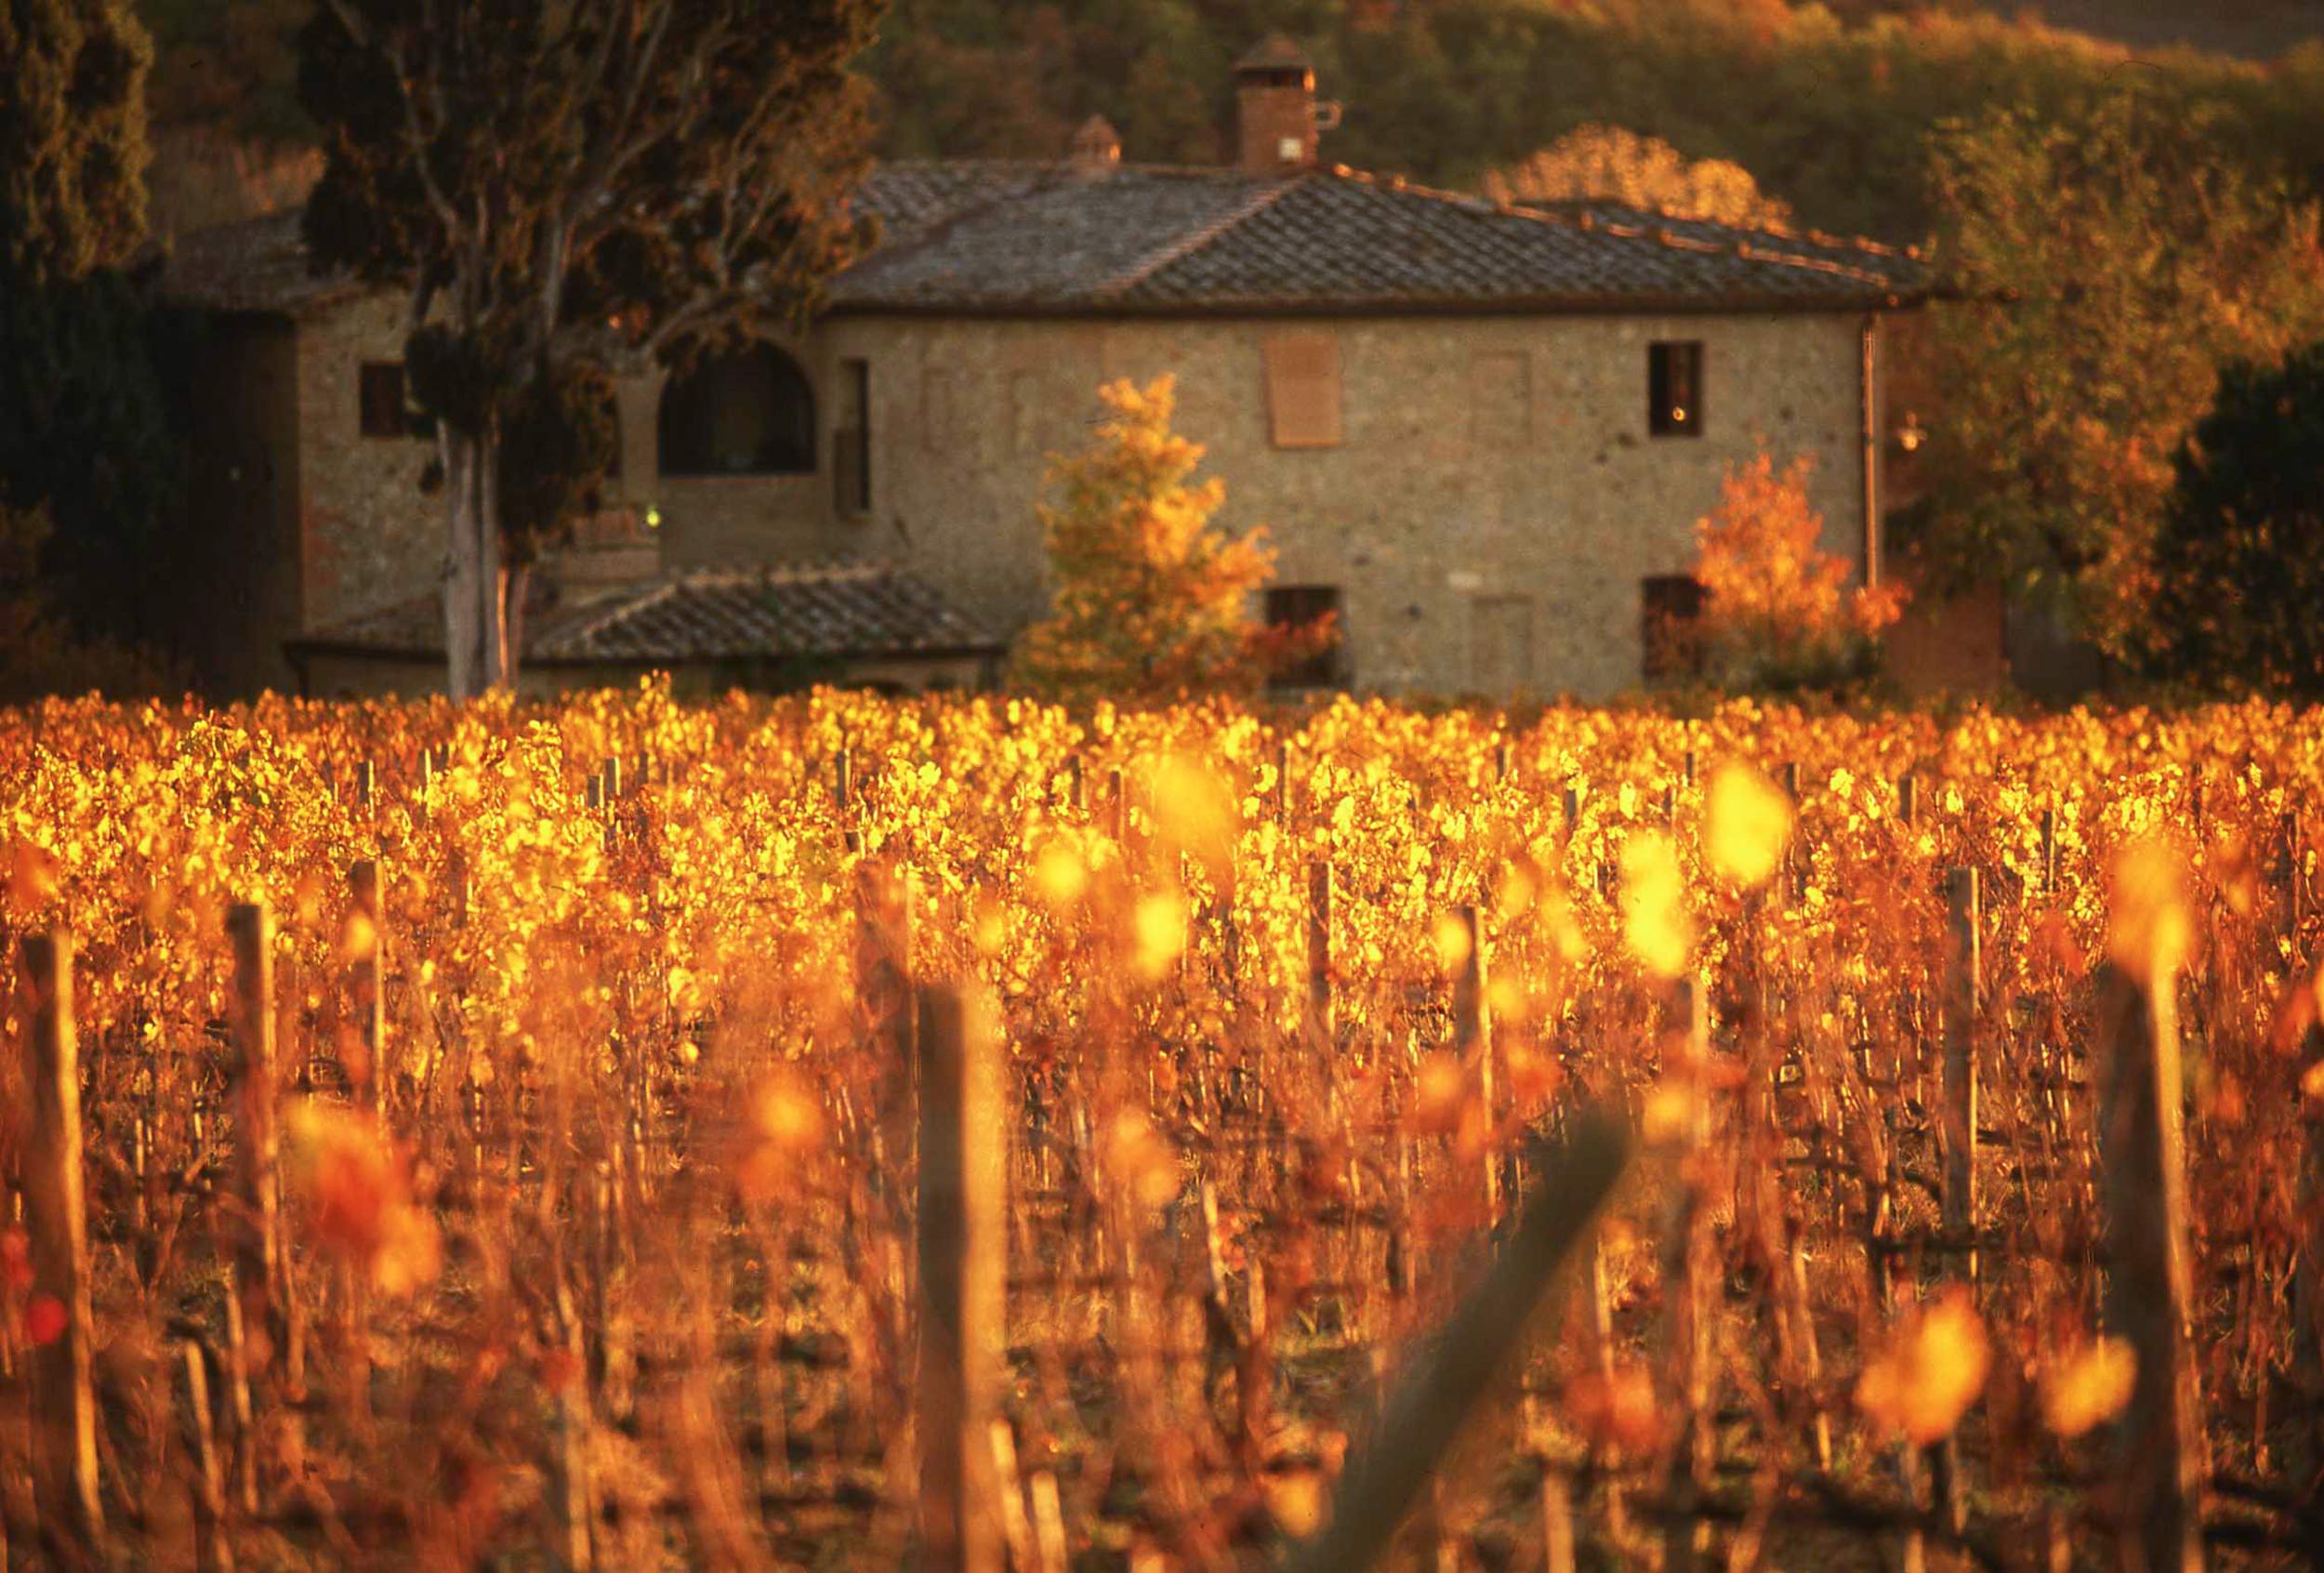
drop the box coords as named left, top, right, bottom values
left=154, top=210, right=366, bottom=316
left=834, top=164, right=1926, bottom=316
left=161, top=162, right=1926, bottom=320
left=287, top=560, right=1001, bottom=667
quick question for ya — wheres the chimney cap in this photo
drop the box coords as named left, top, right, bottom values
left=1235, top=33, right=1314, bottom=75
left=1070, top=114, right=1122, bottom=168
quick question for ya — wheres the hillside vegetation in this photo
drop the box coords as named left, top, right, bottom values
left=138, top=0, right=2324, bottom=243
left=865, top=0, right=2324, bottom=241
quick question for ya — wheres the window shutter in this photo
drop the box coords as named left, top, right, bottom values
left=1264, top=334, right=1342, bottom=449
left=359, top=363, right=406, bottom=439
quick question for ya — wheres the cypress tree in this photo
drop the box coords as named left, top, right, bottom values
left=0, top=0, right=183, bottom=665
left=297, top=0, right=887, bottom=696
left=0, top=0, right=151, bottom=283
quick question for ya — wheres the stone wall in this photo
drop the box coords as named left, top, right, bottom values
left=294, top=293, right=442, bottom=631
left=606, top=324, right=859, bottom=570
left=816, top=310, right=1882, bottom=699
left=283, top=293, right=1890, bottom=699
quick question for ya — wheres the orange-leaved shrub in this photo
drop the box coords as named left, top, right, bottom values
left=1688, top=452, right=1906, bottom=692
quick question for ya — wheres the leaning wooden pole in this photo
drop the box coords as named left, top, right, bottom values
left=917, top=985, right=1006, bottom=1573
left=1282, top=1115, right=1630, bottom=1573
left=20, top=931, right=104, bottom=1550
left=2094, top=959, right=2202, bottom=1573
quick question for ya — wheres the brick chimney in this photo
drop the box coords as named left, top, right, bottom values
left=1070, top=114, right=1122, bottom=174
left=1235, top=35, right=1323, bottom=176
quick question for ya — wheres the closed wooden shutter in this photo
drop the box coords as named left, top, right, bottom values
left=1264, top=333, right=1342, bottom=449
left=359, top=363, right=406, bottom=439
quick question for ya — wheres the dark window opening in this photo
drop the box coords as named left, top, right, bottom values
left=1265, top=584, right=1344, bottom=689
left=359, top=362, right=406, bottom=439
left=658, top=343, right=816, bottom=476
left=835, top=357, right=871, bottom=516
left=1642, top=575, right=1707, bottom=681
left=1649, top=341, right=1704, bottom=438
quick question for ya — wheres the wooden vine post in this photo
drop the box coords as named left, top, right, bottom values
left=20, top=931, right=104, bottom=1549
left=855, top=856, right=917, bottom=1208
left=2094, top=960, right=2202, bottom=1573
left=1941, top=869, right=1980, bottom=1282
left=1660, top=975, right=1716, bottom=1573
left=225, top=901, right=289, bottom=1501
left=180, top=1342, right=233, bottom=1573
left=917, top=985, right=1005, bottom=1573
left=1305, top=862, right=1334, bottom=1049
left=1936, top=866, right=1980, bottom=1549
left=1451, top=905, right=1496, bottom=1213
left=2301, top=980, right=2324, bottom=1482
left=349, top=859, right=385, bottom=1112
left=2286, top=812, right=2306, bottom=941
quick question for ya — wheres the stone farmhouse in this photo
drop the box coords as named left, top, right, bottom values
left=159, top=36, right=1927, bottom=700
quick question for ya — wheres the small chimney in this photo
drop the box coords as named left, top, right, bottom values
left=1070, top=114, right=1122, bottom=174
left=1235, top=35, right=1324, bottom=177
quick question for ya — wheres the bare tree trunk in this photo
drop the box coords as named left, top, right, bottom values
left=442, top=429, right=487, bottom=701
left=440, top=425, right=515, bottom=697
left=480, top=437, right=511, bottom=689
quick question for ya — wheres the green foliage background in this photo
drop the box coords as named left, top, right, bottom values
left=134, top=0, right=2324, bottom=245
left=2148, top=341, right=2324, bottom=694
left=859, top=0, right=2324, bottom=243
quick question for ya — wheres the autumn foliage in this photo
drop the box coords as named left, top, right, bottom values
left=0, top=686, right=2313, bottom=1565
left=1687, top=452, right=1906, bottom=690
left=1481, top=125, right=1791, bottom=228
left=1013, top=376, right=1333, bottom=702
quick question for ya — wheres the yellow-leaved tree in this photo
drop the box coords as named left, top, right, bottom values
left=1013, top=376, right=1332, bottom=702
left=1689, top=452, right=1905, bottom=691
left=1481, top=125, right=1791, bottom=231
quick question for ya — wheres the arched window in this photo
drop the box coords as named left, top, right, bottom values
left=657, top=343, right=816, bottom=476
